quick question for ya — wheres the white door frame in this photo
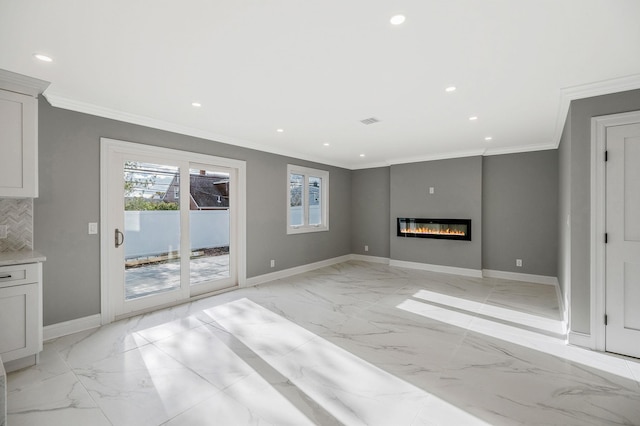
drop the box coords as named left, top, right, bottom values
left=590, top=110, right=640, bottom=351
left=100, top=138, right=247, bottom=324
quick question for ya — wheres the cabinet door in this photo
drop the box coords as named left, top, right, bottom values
left=0, top=90, right=38, bottom=198
left=0, top=283, right=38, bottom=362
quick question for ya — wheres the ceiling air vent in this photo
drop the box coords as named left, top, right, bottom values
left=360, top=117, right=380, bottom=125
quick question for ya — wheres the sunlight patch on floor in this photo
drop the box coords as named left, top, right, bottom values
left=204, top=298, right=490, bottom=426
left=397, top=297, right=637, bottom=382
left=134, top=321, right=315, bottom=425
left=412, top=289, right=566, bottom=335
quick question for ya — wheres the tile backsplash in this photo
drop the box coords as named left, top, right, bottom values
left=0, top=198, right=33, bottom=252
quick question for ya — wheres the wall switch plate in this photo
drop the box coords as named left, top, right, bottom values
left=88, top=222, right=98, bottom=235
left=364, top=245, right=369, bottom=252
left=516, top=259, right=523, bottom=267
left=270, top=259, right=275, bottom=268
left=429, top=187, right=435, bottom=194
left=0, top=225, right=7, bottom=239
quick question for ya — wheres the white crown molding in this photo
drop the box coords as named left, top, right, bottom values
left=351, top=160, right=393, bottom=170
left=0, top=69, right=50, bottom=97
left=43, top=74, right=640, bottom=170
left=43, top=92, right=353, bottom=170
left=551, top=73, right=640, bottom=149
left=353, top=144, right=559, bottom=170
left=385, top=149, right=486, bottom=167
left=483, top=142, right=557, bottom=157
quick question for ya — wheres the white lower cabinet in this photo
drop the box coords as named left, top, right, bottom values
left=0, top=263, right=42, bottom=364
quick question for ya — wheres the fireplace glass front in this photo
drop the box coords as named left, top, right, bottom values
left=397, top=218, right=471, bottom=241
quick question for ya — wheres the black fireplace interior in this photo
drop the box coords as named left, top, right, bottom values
left=397, top=218, right=471, bottom=241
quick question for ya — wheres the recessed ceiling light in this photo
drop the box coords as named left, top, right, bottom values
left=191, top=102, right=201, bottom=107
left=484, top=136, right=493, bottom=141
left=33, top=53, right=53, bottom=62
left=323, top=143, right=330, bottom=146
left=390, top=14, right=406, bottom=25
left=359, top=154, right=366, bottom=157
left=445, top=86, right=456, bottom=92
left=469, top=116, right=478, bottom=121
left=276, top=128, right=284, bottom=133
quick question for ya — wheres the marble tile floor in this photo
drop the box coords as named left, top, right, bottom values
left=7, top=260, right=640, bottom=425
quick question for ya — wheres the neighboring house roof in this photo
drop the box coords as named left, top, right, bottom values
left=190, top=174, right=229, bottom=209
left=163, top=173, right=229, bottom=209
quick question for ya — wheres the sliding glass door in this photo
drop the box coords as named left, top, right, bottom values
left=188, top=164, right=234, bottom=295
left=123, top=160, right=183, bottom=303
left=102, top=139, right=244, bottom=319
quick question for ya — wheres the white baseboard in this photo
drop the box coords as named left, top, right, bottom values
left=563, top=290, right=569, bottom=326
left=245, top=255, right=352, bottom=287
left=567, top=330, right=594, bottom=349
left=389, top=260, right=482, bottom=278
left=43, top=314, right=102, bottom=341
left=555, top=284, right=568, bottom=335
left=350, top=254, right=390, bottom=264
left=482, top=269, right=558, bottom=286
left=3, top=355, right=37, bottom=373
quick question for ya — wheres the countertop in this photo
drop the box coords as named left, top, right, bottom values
left=0, top=250, right=46, bottom=267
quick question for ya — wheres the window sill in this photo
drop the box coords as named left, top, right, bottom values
left=287, top=225, right=329, bottom=235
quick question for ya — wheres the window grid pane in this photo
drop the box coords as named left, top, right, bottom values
left=308, top=176, right=321, bottom=225
left=289, top=173, right=304, bottom=226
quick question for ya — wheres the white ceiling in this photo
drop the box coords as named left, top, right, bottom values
left=1, top=1, right=640, bottom=169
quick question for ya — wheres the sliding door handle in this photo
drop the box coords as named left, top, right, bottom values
left=115, top=229, right=125, bottom=248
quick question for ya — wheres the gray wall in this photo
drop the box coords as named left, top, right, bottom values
left=390, top=157, right=482, bottom=270
left=482, top=150, right=558, bottom=276
left=559, top=88, right=640, bottom=335
left=43, top=84, right=636, bottom=328
left=351, top=167, right=390, bottom=258
left=35, top=98, right=352, bottom=325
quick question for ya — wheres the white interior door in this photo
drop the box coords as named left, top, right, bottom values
left=605, top=122, right=640, bottom=358
left=101, top=139, right=246, bottom=321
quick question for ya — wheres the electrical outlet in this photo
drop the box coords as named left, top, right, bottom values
left=429, top=187, right=435, bottom=194
left=364, top=245, right=369, bottom=252
left=0, top=225, right=7, bottom=239
left=516, top=259, right=523, bottom=267
left=88, top=222, right=98, bottom=235
left=270, top=259, right=275, bottom=268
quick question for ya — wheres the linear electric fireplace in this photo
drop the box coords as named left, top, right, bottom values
left=397, top=218, right=471, bottom=241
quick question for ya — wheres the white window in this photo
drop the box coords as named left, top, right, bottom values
left=287, top=164, right=329, bottom=234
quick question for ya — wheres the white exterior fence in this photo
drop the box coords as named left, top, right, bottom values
left=289, top=205, right=321, bottom=225
left=124, top=210, right=229, bottom=258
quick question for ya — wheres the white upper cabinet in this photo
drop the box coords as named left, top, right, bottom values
left=0, top=70, right=49, bottom=198
left=0, top=90, right=38, bottom=197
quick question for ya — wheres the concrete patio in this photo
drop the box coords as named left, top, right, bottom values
left=125, top=254, right=230, bottom=300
